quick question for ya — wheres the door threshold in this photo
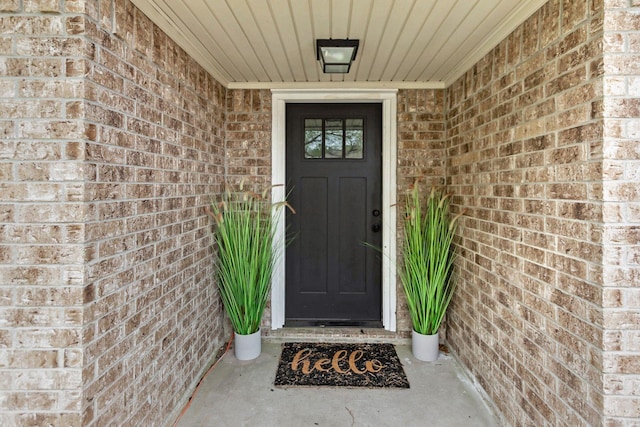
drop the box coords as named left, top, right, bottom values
left=285, top=320, right=383, bottom=328
left=263, top=326, right=409, bottom=344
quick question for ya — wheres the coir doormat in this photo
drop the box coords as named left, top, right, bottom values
left=274, top=342, right=409, bottom=388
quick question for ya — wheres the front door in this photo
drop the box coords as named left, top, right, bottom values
left=285, top=103, right=382, bottom=326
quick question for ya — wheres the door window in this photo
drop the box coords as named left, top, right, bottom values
left=304, top=118, right=364, bottom=159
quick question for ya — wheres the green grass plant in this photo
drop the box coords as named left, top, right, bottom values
left=207, top=183, right=293, bottom=335
left=401, top=181, right=463, bottom=336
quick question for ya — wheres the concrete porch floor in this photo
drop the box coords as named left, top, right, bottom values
left=175, top=339, right=501, bottom=427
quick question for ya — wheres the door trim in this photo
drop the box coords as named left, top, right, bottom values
left=270, top=89, right=397, bottom=331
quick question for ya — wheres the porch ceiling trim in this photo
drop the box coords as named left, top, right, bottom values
left=227, top=81, right=446, bottom=90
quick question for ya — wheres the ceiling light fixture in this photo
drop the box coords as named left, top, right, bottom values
left=316, top=39, right=359, bottom=74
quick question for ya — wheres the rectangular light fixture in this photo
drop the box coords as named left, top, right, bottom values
left=316, top=39, right=359, bottom=74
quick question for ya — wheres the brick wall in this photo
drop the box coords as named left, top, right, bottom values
left=601, top=0, right=640, bottom=424
left=1, top=1, right=227, bottom=425
left=225, top=89, right=449, bottom=335
left=0, top=1, right=89, bottom=425
left=446, top=0, right=611, bottom=425
left=224, top=88, right=273, bottom=328
left=396, top=89, right=447, bottom=333
left=81, top=1, right=227, bottom=425
left=225, top=89, right=272, bottom=190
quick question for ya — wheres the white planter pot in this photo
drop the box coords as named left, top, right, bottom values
left=412, top=330, right=439, bottom=362
left=234, top=328, right=261, bottom=361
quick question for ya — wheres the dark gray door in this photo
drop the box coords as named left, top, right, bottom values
left=285, top=103, right=382, bottom=326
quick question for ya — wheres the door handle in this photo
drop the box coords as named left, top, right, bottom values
left=371, top=223, right=381, bottom=232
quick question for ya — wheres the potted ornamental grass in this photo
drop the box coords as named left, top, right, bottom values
left=206, top=182, right=293, bottom=361
left=401, top=180, right=463, bottom=361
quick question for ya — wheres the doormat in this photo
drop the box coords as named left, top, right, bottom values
left=274, top=342, right=409, bottom=388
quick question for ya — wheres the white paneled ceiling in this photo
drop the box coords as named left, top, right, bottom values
left=131, top=0, right=547, bottom=89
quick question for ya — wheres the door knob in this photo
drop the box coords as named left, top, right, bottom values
left=372, top=223, right=381, bottom=232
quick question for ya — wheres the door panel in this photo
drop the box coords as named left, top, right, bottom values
left=299, top=177, right=328, bottom=293
left=338, top=177, right=367, bottom=293
left=285, top=103, right=382, bottom=325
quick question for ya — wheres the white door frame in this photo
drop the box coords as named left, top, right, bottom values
left=270, top=89, right=397, bottom=331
